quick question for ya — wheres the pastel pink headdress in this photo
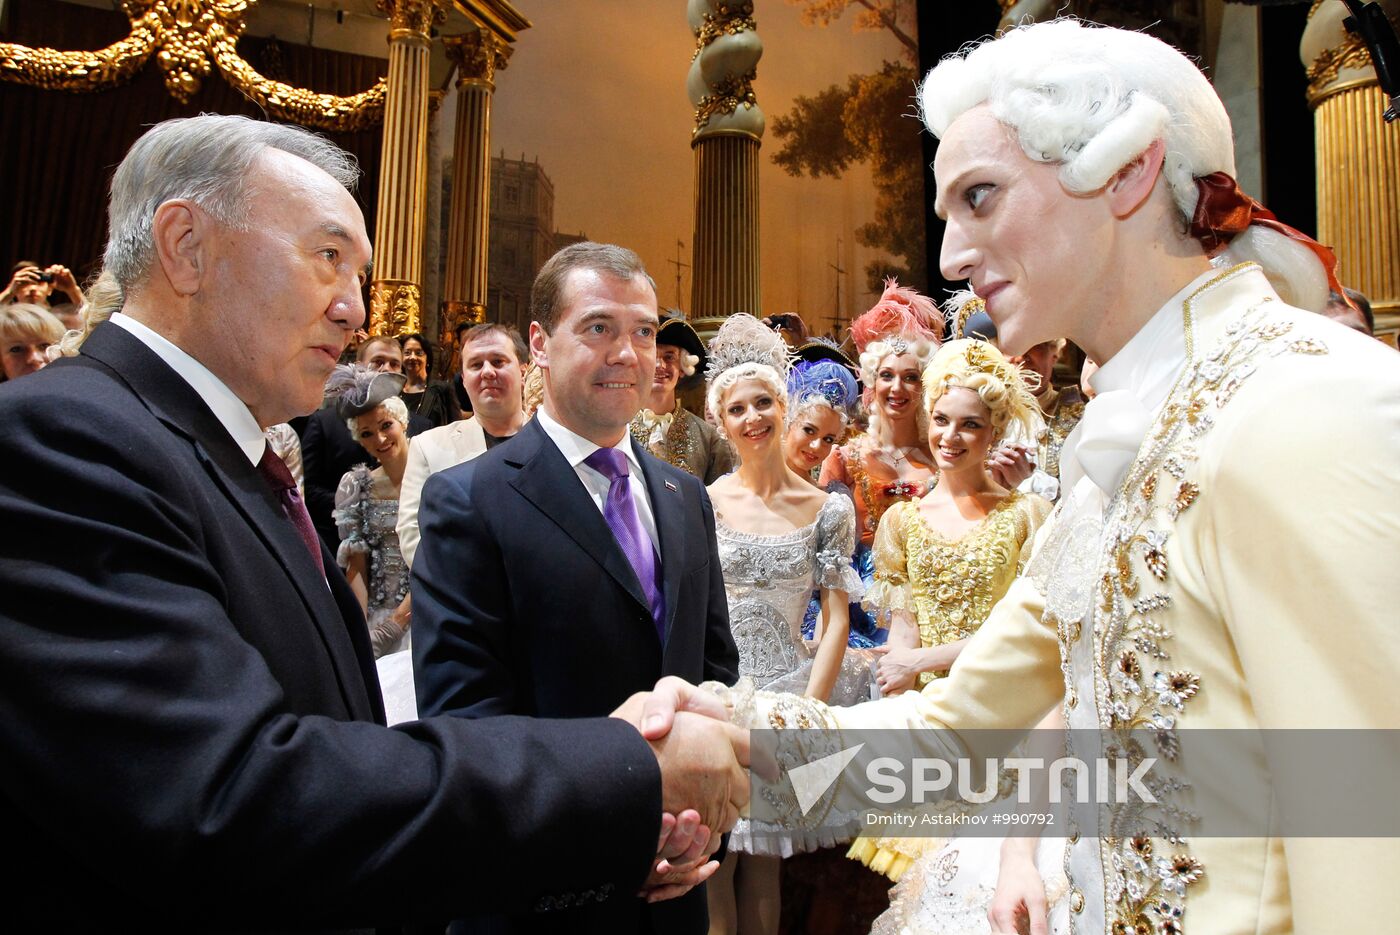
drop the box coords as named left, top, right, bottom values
left=849, top=278, right=940, bottom=354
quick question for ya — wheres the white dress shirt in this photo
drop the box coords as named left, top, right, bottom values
left=110, top=312, right=266, bottom=466
left=534, top=406, right=660, bottom=555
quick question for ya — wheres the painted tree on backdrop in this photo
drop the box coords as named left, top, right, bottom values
left=771, top=0, right=927, bottom=294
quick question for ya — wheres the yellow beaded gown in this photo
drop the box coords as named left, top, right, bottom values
left=849, top=488, right=1051, bottom=880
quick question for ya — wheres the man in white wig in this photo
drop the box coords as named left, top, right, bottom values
left=687, top=18, right=1400, bottom=934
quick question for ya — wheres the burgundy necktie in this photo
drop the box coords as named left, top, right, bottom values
left=583, top=447, right=665, bottom=641
left=257, top=442, right=325, bottom=576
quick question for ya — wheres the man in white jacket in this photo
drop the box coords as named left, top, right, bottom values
left=397, top=323, right=528, bottom=567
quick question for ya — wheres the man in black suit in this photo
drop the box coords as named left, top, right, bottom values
left=413, top=242, right=740, bottom=934
left=0, top=115, right=747, bottom=930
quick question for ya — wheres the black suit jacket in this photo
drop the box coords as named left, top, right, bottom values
left=0, top=323, right=664, bottom=931
left=413, top=417, right=739, bottom=934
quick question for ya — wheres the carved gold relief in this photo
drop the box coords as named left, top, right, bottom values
left=1307, top=30, right=1375, bottom=99
left=438, top=300, right=485, bottom=378
left=369, top=280, right=422, bottom=336
left=0, top=0, right=391, bottom=131
left=694, top=70, right=758, bottom=132
left=693, top=1, right=757, bottom=59
left=444, top=31, right=512, bottom=89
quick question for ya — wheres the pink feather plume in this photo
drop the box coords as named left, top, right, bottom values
left=848, top=278, right=940, bottom=352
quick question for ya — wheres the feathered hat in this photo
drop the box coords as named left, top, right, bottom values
left=849, top=277, right=940, bottom=355
left=787, top=359, right=859, bottom=418
left=325, top=364, right=407, bottom=420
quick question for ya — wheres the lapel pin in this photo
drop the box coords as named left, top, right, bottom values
left=664, top=479, right=678, bottom=492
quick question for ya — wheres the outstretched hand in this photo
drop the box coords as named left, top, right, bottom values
left=611, top=675, right=732, bottom=740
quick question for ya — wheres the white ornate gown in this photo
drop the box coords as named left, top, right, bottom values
left=717, top=491, right=878, bottom=855
left=333, top=465, right=410, bottom=658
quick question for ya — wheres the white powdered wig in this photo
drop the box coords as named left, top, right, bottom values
left=921, top=18, right=1328, bottom=311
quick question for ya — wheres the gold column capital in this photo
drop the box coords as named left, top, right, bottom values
left=369, top=280, right=423, bottom=336
left=377, top=0, right=446, bottom=39
left=438, top=301, right=487, bottom=380
left=441, top=299, right=486, bottom=331
left=1302, top=0, right=1397, bottom=105
left=444, top=30, right=513, bottom=90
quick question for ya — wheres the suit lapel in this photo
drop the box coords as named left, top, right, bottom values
left=506, top=421, right=655, bottom=627
left=637, top=451, right=686, bottom=643
left=193, top=441, right=376, bottom=719
left=81, top=324, right=375, bottom=719
left=455, top=417, right=488, bottom=462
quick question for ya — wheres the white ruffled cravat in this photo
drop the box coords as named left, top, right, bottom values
left=636, top=408, right=675, bottom=451
left=1058, top=390, right=1157, bottom=496
left=1057, top=268, right=1217, bottom=498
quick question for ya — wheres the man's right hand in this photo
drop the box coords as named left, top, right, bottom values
left=647, top=711, right=750, bottom=835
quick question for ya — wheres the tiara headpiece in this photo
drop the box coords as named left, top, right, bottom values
left=705, top=313, right=792, bottom=382
left=942, top=289, right=987, bottom=341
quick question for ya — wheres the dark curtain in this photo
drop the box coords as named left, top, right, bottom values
left=0, top=0, right=386, bottom=286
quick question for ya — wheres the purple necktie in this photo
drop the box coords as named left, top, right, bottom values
left=257, top=442, right=325, bottom=577
left=583, top=447, right=665, bottom=641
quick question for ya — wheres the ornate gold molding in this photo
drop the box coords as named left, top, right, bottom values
left=378, top=0, right=447, bottom=38
left=441, top=299, right=485, bottom=330
left=437, top=300, right=485, bottom=378
left=369, top=279, right=422, bottom=336
left=1307, top=29, right=1375, bottom=102
left=693, top=1, right=756, bottom=60
left=0, top=0, right=388, bottom=131
left=694, top=70, right=758, bottom=133
left=444, top=31, right=512, bottom=90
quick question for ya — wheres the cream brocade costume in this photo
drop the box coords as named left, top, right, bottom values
left=1036, top=384, right=1086, bottom=482
left=728, top=265, right=1400, bottom=934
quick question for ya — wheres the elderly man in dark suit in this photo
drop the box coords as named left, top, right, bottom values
left=412, top=242, right=740, bottom=934
left=0, top=115, right=748, bottom=931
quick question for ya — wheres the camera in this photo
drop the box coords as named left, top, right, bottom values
left=36, top=272, right=54, bottom=283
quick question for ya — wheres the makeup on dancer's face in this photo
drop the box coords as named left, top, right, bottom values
left=723, top=379, right=781, bottom=447
left=874, top=353, right=921, bottom=420
left=929, top=387, right=995, bottom=471
left=784, top=406, right=843, bottom=471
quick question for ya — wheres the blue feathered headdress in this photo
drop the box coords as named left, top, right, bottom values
left=787, top=359, right=859, bottom=417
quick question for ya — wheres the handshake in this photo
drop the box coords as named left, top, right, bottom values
left=610, top=677, right=761, bottom=903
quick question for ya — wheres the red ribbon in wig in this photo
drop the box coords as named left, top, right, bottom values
left=1190, top=171, right=1350, bottom=306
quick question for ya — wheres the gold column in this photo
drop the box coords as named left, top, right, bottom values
left=369, top=0, right=445, bottom=336
left=1303, top=1, right=1400, bottom=332
left=440, top=30, right=511, bottom=363
left=687, top=1, right=763, bottom=318
left=692, top=135, right=761, bottom=316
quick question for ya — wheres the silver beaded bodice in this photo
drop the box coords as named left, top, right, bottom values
left=716, top=493, right=862, bottom=689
